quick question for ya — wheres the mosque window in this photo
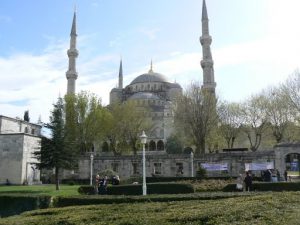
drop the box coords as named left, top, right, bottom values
left=141, top=84, right=144, bottom=90
left=154, top=84, right=157, bottom=89
left=148, top=84, right=150, bottom=90
left=132, top=162, right=139, bottom=175
left=153, top=163, right=162, bottom=174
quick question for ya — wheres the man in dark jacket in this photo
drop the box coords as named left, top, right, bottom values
left=244, top=171, right=253, bottom=192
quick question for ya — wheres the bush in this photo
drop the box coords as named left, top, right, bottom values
left=0, top=195, right=51, bottom=217
left=196, top=166, right=207, bottom=179
left=223, top=182, right=300, bottom=192
left=78, top=183, right=194, bottom=195
left=78, top=186, right=96, bottom=195
left=61, top=179, right=89, bottom=185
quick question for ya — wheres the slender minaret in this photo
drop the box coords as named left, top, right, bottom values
left=200, top=0, right=216, bottom=93
left=66, top=11, right=79, bottom=95
left=118, top=59, right=123, bottom=89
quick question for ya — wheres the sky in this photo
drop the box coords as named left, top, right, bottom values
left=0, top=0, right=300, bottom=123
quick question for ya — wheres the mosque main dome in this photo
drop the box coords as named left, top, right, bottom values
left=130, top=71, right=168, bottom=85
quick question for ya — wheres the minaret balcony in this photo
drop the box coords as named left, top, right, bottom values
left=67, top=49, right=79, bottom=57
left=201, top=59, right=214, bottom=68
left=200, top=35, right=212, bottom=45
left=66, top=71, right=78, bottom=79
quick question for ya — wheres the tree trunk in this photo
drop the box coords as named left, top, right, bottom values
left=55, top=166, right=60, bottom=191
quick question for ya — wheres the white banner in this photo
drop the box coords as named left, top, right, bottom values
left=200, top=163, right=228, bottom=171
left=245, top=162, right=274, bottom=171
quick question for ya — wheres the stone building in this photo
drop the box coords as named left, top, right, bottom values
left=109, top=61, right=182, bottom=150
left=61, top=0, right=300, bottom=181
left=0, top=115, right=42, bottom=184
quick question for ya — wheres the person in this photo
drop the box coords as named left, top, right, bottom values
left=284, top=170, right=288, bottom=182
left=95, top=174, right=100, bottom=194
left=244, top=171, right=253, bottom=192
left=99, top=175, right=108, bottom=194
left=236, top=174, right=243, bottom=191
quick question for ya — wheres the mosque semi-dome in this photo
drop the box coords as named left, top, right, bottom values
left=130, top=72, right=168, bottom=85
left=128, top=92, right=161, bottom=100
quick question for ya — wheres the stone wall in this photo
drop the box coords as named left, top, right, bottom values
left=0, top=116, right=41, bottom=136
left=75, top=150, right=279, bottom=180
left=0, top=133, right=41, bottom=184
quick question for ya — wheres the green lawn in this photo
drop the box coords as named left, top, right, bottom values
left=0, top=185, right=80, bottom=196
left=0, top=192, right=300, bottom=225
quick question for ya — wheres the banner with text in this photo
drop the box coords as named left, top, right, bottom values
left=245, top=162, right=274, bottom=171
left=200, top=163, right=228, bottom=171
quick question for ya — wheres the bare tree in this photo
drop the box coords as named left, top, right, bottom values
left=174, top=83, right=218, bottom=154
left=263, top=87, right=291, bottom=143
left=218, top=101, right=243, bottom=148
left=240, top=94, right=269, bottom=151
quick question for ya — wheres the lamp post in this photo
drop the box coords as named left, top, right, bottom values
left=190, top=151, right=194, bottom=177
left=140, top=131, right=148, bottom=195
left=90, top=153, right=94, bottom=186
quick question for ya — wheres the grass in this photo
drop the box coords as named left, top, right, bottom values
left=0, top=185, right=80, bottom=196
left=1, top=192, right=300, bottom=224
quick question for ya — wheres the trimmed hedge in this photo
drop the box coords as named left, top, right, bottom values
left=54, top=192, right=257, bottom=207
left=78, top=186, right=96, bottom=195
left=78, top=183, right=194, bottom=196
left=0, top=195, right=51, bottom=217
left=223, top=182, right=300, bottom=192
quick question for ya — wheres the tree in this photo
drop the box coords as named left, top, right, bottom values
left=166, top=135, right=183, bottom=154
left=65, top=91, right=111, bottom=153
left=240, top=94, right=269, bottom=151
left=174, top=83, right=218, bottom=154
left=34, top=98, right=78, bottom=190
left=218, top=102, right=243, bottom=148
left=24, top=110, right=30, bottom=122
left=263, top=87, right=291, bottom=143
left=107, top=101, right=151, bottom=155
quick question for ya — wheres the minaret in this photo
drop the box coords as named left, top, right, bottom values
left=200, top=0, right=216, bottom=92
left=118, top=59, right=123, bottom=89
left=66, top=11, right=79, bottom=95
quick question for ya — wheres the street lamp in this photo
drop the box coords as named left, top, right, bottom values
left=90, top=153, right=94, bottom=186
left=140, top=131, right=148, bottom=195
left=190, top=151, right=194, bottom=177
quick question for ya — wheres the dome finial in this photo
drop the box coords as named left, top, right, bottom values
left=149, top=59, right=153, bottom=73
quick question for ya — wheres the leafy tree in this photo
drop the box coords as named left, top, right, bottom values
left=174, top=82, right=218, bottom=154
left=65, top=91, right=111, bottom=153
left=166, top=135, right=183, bottom=154
left=34, top=98, right=78, bottom=190
left=107, top=101, right=151, bottom=155
left=24, top=110, right=30, bottom=122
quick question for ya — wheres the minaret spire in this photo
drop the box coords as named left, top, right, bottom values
left=149, top=59, right=153, bottom=73
left=66, top=10, right=79, bottom=95
left=200, top=0, right=216, bottom=92
left=118, top=58, right=123, bottom=89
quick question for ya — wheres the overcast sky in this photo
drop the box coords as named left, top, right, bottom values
left=0, top=0, right=299, bottom=123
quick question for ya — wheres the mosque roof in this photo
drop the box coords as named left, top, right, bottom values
left=130, top=71, right=168, bottom=85
left=128, top=92, right=161, bottom=100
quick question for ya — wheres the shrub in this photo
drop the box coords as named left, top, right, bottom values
left=78, top=183, right=194, bottom=195
left=78, top=186, right=96, bottom=195
left=223, top=182, right=300, bottom=192
left=196, top=166, right=207, bottom=179
left=0, top=195, right=51, bottom=217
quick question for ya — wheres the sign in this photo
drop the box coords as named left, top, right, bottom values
left=244, top=162, right=274, bottom=171
left=200, top=163, right=228, bottom=171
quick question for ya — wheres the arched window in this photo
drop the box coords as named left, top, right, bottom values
left=157, top=140, right=164, bottom=151
left=149, top=140, right=156, bottom=151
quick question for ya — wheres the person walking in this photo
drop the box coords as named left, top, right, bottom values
left=244, top=171, right=253, bottom=192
